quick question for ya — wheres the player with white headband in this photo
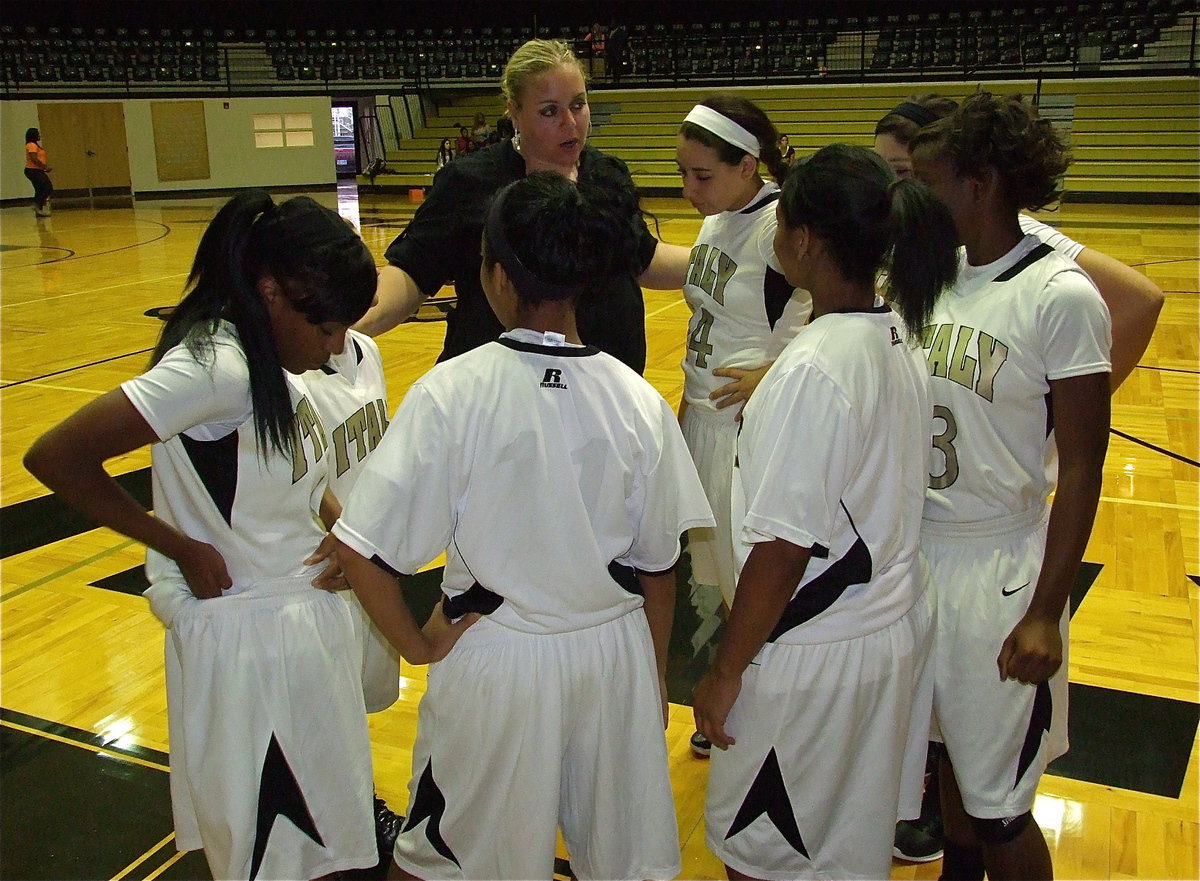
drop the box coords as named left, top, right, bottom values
left=675, top=96, right=811, bottom=758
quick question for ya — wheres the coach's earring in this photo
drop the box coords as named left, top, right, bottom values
left=512, top=131, right=522, bottom=153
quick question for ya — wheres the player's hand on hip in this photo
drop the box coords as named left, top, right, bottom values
left=423, top=599, right=479, bottom=662
left=177, top=538, right=232, bottom=599
left=693, top=667, right=741, bottom=750
left=710, top=364, right=771, bottom=420
left=308, top=532, right=350, bottom=591
left=997, top=612, right=1062, bottom=685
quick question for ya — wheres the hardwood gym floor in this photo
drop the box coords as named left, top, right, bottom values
left=1, top=186, right=1196, bottom=879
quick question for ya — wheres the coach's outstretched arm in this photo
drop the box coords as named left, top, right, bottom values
left=354, top=264, right=429, bottom=337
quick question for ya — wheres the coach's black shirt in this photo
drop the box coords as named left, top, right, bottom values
left=384, top=140, right=658, bottom=374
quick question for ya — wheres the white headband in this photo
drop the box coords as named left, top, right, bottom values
left=683, top=104, right=761, bottom=159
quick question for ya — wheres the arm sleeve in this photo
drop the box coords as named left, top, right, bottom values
left=383, top=161, right=480, bottom=296
left=1036, top=270, right=1113, bottom=381
left=740, top=364, right=859, bottom=551
left=1020, top=215, right=1085, bottom=261
left=333, top=382, right=457, bottom=575
left=120, top=340, right=253, bottom=442
left=622, top=398, right=715, bottom=572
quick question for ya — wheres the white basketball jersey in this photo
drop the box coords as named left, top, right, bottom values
left=737, top=303, right=932, bottom=643
left=122, top=323, right=331, bottom=592
left=682, top=182, right=811, bottom=418
left=335, top=328, right=715, bottom=634
left=922, top=235, right=1111, bottom=525
left=304, top=329, right=389, bottom=499
left=1019, top=214, right=1084, bottom=261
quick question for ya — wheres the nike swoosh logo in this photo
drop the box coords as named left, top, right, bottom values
left=1001, top=581, right=1031, bottom=597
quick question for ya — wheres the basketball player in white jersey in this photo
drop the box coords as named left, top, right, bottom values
left=875, top=92, right=1161, bottom=864
left=22, top=193, right=467, bottom=879
left=910, top=93, right=1111, bottom=881
left=333, top=172, right=714, bottom=880
left=675, top=95, right=811, bottom=757
left=694, top=144, right=959, bottom=879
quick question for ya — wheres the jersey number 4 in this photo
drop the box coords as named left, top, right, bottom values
left=687, top=308, right=715, bottom=368
left=930, top=404, right=960, bottom=490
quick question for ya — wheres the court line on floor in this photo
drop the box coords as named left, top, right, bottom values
left=0, top=271, right=188, bottom=309
left=1, top=539, right=139, bottom=603
left=1111, top=428, right=1199, bottom=468
left=113, top=833, right=177, bottom=881
left=0, top=720, right=169, bottom=773
left=1, top=348, right=154, bottom=388
left=143, top=849, right=189, bottom=881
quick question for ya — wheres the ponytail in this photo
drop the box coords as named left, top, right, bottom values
left=153, top=190, right=375, bottom=455
left=780, top=144, right=956, bottom=338
left=884, top=179, right=959, bottom=338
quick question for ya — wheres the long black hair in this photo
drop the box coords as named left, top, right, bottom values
left=25, top=128, right=39, bottom=143
left=481, top=171, right=641, bottom=306
left=152, top=190, right=376, bottom=454
left=779, top=144, right=958, bottom=338
left=679, top=94, right=788, bottom=183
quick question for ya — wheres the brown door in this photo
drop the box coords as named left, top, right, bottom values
left=37, top=103, right=131, bottom=195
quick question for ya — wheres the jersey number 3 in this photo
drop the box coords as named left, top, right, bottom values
left=687, top=308, right=715, bottom=369
left=930, top=404, right=960, bottom=490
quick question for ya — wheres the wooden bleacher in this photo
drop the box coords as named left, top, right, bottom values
left=358, top=76, right=1199, bottom=203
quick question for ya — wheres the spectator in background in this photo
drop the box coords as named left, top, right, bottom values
left=606, top=22, right=628, bottom=81
left=436, top=137, right=456, bottom=171
left=456, top=125, right=471, bottom=156
left=777, top=134, right=796, bottom=167
left=471, top=112, right=493, bottom=151
left=24, top=127, right=52, bottom=217
left=585, top=22, right=606, bottom=78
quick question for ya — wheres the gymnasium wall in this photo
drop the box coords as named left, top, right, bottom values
left=1, top=95, right=338, bottom=201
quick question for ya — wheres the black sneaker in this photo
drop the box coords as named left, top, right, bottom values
left=893, top=818, right=943, bottom=863
left=690, top=730, right=712, bottom=758
left=340, top=796, right=405, bottom=879
left=374, top=795, right=404, bottom=858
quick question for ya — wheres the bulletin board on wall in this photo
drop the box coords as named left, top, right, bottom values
left=151, top=101, right=211, bottom=182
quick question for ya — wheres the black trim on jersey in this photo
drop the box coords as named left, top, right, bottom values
left=993, top=242, right=1054, bottom=282
left=402, top=758, right=461, bottom=868
left=250, top=733, right=325, bottom=880
left=824, top=302, right=893, bottom=316
left=495, top=338, right=601, bottom=358
left=636, top=562, right=677, bottom=578
left=442, top=581, right=504, bottom=618
left=369, top=554, right=407, bottom=580
left=1045, top=387, right=1054, bottom=437
left=319, top=338, right=365, bottom=375
left=610, top=560, right=644, bottom=595
left=1014, top=680, right=1053, bottom=791
left=724, top=747, right=809, bottom=857
left=763, top=267, right=792, bottom=332
left=180, top=432, right=239, bottom=526
left=738, top=190, right=780, bottom=215
left=767, top=504, right=873, bottom=642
